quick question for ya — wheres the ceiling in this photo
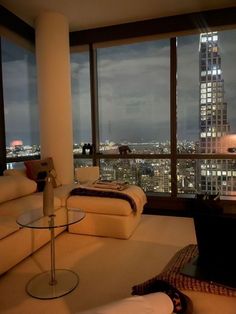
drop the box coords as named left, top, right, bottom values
left=1, top=0, right=236, bottom=32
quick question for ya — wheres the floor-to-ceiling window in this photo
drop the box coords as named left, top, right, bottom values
left=1, top=6, right=236, bottom=212
left=97, top=40, right=170, bottom=153
left=71, top=49, right=93, bottom=169
left=71, top=28, right=236, bottom=200
left=1, top=37, right=39, bottom=169
left=96, top=39, right=171, bottom=193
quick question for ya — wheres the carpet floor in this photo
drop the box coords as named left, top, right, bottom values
left=0, top=214, right=236, bottom=314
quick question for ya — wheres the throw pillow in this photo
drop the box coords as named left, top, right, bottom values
left=24, top=157, right=60, bottom=192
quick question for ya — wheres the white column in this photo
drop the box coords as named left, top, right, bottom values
left=35, top=12, right=73, bottom=184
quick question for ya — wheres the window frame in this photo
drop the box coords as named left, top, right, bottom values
left=1, top=5, right=236, bottom=212
left=72, top=30, right=236, bottom=200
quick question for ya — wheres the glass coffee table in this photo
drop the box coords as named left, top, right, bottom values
left=16, top=208, right=85, bottom=299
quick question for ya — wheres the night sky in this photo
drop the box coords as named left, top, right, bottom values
left=2, top=29, right=236, bottom=146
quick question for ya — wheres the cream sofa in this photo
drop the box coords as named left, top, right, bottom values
left=0, top=167, right=146, bottom=274
left=0, top=173, right=77, bottom=275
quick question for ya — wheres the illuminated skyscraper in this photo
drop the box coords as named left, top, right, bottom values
left=198, top=32, right=235, bottom=195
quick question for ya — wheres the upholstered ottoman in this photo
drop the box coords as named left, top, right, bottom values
left=66, top=185, right=147, bottom=239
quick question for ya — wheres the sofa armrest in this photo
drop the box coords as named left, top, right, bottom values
left=53, top=183, right=80, bottom=206
left=3, top=168, right=27, bottom=177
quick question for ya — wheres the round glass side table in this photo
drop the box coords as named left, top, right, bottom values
left=16, top=208, right=85, bottom=300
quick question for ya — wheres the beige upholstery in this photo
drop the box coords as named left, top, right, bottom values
left=0, top=173, right=78, bottom=275
left=67, top=196, right=133, bottom=216
left=0, top=216, right=19, bottom=239
left=0, top=176, right=37, bottom=203
left=0, top=207, right=66, bottom=274
left=0, top=193, right=61, bottom=219
left=0, top=188, right=65, bottom=274
left=67, top=185, right=147, bottom=239
left=53, top=183, right=79, bottom=206
left=75, top=166, right=100, bottom=184
left=69, top=211, right=142, bottom=239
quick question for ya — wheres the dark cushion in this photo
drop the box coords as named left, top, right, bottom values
left=132, top=244, right=236, bottom=297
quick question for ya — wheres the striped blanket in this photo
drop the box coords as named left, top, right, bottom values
left=70, top=186, right=137, bottom=212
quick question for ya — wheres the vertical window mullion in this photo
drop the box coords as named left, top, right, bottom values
left=0, top=38, right=7, bottom=174
left=170, top=37, right=177, bottom=197
left=89, top=44, right=99, bottom=166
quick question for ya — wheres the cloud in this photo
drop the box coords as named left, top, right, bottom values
left=96, top=41, right=170, bottom=140
left=3, top=30, right=236, bottom=146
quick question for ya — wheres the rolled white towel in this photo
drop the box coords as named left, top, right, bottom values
left=79, top=292, right=174, bottom=314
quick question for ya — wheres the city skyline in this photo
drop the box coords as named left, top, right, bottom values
left=2, top=29, right=236, bottom=146
left=197, top=31, right=235, bottom=195
left=3, top=30, right=236, bottom=195
left=72, top=29, right=236, bottom=144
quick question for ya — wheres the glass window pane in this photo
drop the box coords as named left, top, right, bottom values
left=6, top=161, right=26, bottom=170
left=97, top=40, right=170, bottom=154
left=177, top=34, right=200, bottom=153
left=177, top=159, right=197, bottom=195
left=74, top=158, right=93, bottom=169
left=177, top=159, right=236, bottom=197
left=2, top=37, right=39, bottom=161
left=177, top=30, right=236, bottom=155
left=71, top=51, right=92, bottom=156
left=177, top=30, right=236, bottom=197
left=99, top=158, right=171, bottom=194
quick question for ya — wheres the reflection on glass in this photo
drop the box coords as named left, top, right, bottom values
left=6, top=162, right=26, bottom=170
left=99, top=159, right=171, bottom=194
left=198, top=159, right=236, bottom=196
left=177, top=159, right=236, bottom=196
left=74, top=159, right=93, bottom=169
left=177, top=160, right=197, bottom=195
left=97, top=40, right=170, bottom=154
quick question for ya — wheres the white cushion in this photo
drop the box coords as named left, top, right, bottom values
left=75, top=166, right=100, bottom=184
left=0, top=176, right=37, bottom=204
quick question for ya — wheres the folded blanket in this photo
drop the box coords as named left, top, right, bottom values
left=70, top=186, right=137, bottom=212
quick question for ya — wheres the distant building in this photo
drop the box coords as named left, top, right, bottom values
left=197, top=32, right=236, bottom=195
